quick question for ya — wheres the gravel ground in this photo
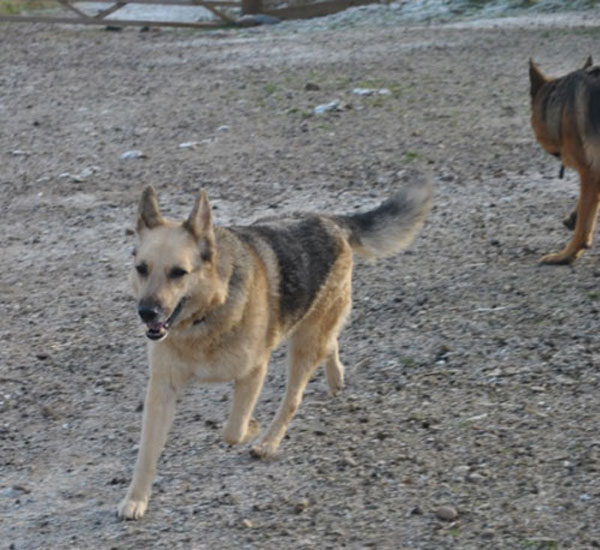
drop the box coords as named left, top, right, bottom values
left=1, top=7, right=600, bottom=550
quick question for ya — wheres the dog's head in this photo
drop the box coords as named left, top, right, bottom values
left=131, top=186, right=226, bottom=342
left=529, top=56, right=594, bottom=99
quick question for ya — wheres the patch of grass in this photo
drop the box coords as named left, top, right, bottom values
left=587, top=291, right=600, bottom=301
left=0, top=0, right=53, bottom=15
left=569, top=26, right=600, bottom=37
left=399, top=356, right=416, bottom=368
left=522, top=538, right=558, bottom=550
left=404, top=151, right=420, bottom=162
left=263, top=83, right=277, bottom=96
left=287, top=107, right=311, bottom=119
left=448, top=526, right=460, bottom=537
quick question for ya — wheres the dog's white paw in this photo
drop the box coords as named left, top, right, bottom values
left=223, top=418, right=261, bottom=445
left=250, top=439, right=279, bottom=459
left=117, top=496, right=148, bottom=520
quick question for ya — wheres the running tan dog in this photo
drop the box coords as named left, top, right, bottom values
left=529, top=56, right=600, bottom=264
left=118, top=180, right=431, bottom=520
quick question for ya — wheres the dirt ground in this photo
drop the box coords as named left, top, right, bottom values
left=1, top=9, right=600, bottom=550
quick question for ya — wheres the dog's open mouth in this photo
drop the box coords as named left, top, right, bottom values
left=145, top=298, right=186, bottom=341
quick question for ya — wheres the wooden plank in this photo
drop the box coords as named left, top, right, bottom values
left=53, top=0, right=239, bottom=6
left=194, top=0, right=235, bottom=23
left=240, top=0, right=261, bottom=14
left=0, top=0, right=381, bottom=27
left=264, top=0, right=376, bottom=19
left=94, top=2, right=127, bottom=19
left=0, top=14, right=223, bottom=27
left=57, top=0, right=93, bottom=18
left=0, top=0, right=243, bottom=26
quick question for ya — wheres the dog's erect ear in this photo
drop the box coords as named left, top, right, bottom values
left=584, top=55, right=593, bottom=69
left=529, top=58, right=549, bottom=99
left=137, top=186, right=164, bottom=232
left=184, top=191, right=216, bottom=261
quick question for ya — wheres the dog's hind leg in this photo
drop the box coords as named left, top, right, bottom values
left=542, top=167, right=600, bottom=264
left=223, top=360, right=268, bottom=445
left=250, top=337, right=326, bottom=459
left=325, top=340, right=344, bottom=396
left=251, top=284, right=351, bottom=459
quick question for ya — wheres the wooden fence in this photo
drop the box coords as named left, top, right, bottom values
left=0, top=0, right=377, bottom=28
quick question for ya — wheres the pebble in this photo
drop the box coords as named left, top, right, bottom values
left=352, top=87, right=392, bottom=96
left=294, top=498, right=310, bottom=513
left=241, top=518, right=253, bottom=528
left=314, top=101, right=340, bottom=115
left=120, top=150, right=146, bottom=160
left=435, top=505, right=458, bottom=521
left=178, top=141, right=200, bottom=149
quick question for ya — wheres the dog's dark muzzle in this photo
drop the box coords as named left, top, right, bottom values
left=138, top=298, right=186, bottom=341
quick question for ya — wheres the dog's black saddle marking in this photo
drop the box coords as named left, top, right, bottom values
left=236, top=217, right=339, bottom=326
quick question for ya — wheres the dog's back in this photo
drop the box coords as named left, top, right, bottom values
left=529, top=58, right=600, bottom=264
left=228, top=177, right=432, bottom=333
left=530, top=59, right=600, bottom=170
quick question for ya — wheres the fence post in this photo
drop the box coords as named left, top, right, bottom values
left=241, top=0, right=262, bottom=14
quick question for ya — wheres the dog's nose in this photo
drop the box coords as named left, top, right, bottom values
left=138, top=304, right=160, bottom=323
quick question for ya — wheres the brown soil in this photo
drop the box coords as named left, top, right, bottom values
left=1, top=13, right=599, bottom=550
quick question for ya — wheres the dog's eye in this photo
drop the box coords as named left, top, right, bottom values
left=169, top=267, right=188, bottom=279
left=136, top=263, right=149, bottom=277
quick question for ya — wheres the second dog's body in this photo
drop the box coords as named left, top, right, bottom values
left=117, top=180, right=431, bottom=520
left=529, top=56, right=600, bottom=264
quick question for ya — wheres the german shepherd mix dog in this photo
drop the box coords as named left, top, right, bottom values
left=529, top=56, right=600, bottom=264
left=117, top=180, right=431, bottom=520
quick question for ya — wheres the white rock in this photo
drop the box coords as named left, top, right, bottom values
left=314, top=100, right=340, bottom=115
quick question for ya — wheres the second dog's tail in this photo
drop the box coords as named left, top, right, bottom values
left=333, top=171, right=432, bottom=258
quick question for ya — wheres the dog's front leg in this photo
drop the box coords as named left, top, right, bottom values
left=117, top=369, right=178, bottom=520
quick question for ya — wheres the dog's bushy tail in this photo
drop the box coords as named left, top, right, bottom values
left=333, top=171, right=432, bottom=258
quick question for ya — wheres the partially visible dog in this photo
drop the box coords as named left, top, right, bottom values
left=529, top=56, right=600, bottom=264
left=117, top=179, right=432, bottom=520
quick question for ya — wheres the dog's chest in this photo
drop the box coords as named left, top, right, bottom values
left=155, top=337, right=253, bottom=384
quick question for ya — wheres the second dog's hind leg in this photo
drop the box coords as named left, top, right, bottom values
left=542, top=168, right=600, bottom=264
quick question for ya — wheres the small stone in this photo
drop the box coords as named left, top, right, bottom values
left=305, top=82, right=320, bottom=91
left=352, top=87, right=374, bottom=96
left=408, top=505, right=423, bottom=516
left=241, top=518, right=253, bottom=528
left=294, top=498, right=309, bottom=513
left=467, top=472, right=485, bottom=483
left=120, top=150, right=146, bottom=160
left=178, top=141, right=200, bottom=149
left=435, top=505, right=458, bottom=521
left=314, top=100, right=340, bottom=115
